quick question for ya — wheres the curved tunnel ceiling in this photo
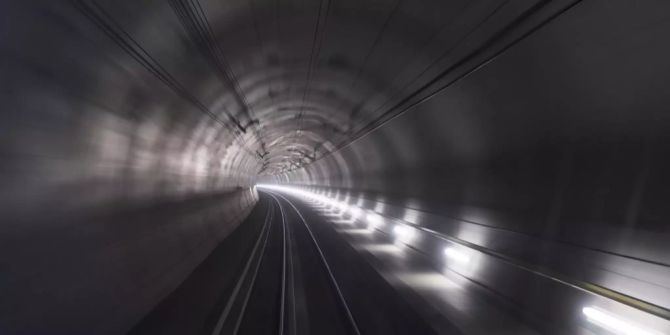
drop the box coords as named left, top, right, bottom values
left=3, top=0, right=670, bottom=333
left=3, top=0, right=544, bottom=186
left=5, top=0, right=669, bottom=199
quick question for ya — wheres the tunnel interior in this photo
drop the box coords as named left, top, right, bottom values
left=1, top=0, right=670, bottom=334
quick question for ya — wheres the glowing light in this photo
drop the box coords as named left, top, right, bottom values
left=349, top=207, right=362, bottom=219
left=366, top=213, right=383, bottom=230
left=393, top=224, right=416, bottom=244
left=444, top=247, right=470, bottom=264
left=325, top=198, right=339, bottom=209
left=582, top=307, right=657, bottom=335
left=365, top=213, right=382, bottom=227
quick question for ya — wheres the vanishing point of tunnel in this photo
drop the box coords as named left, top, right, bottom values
left=1, top=0, right=669, bottom=334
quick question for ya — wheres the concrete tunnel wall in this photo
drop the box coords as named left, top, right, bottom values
left=271, top=0, right=670, bottom=326
left=1, top=0, right=670, bottom=334
left=278, top=0, right=670, bottom=262
left=1, top=1, right=263, bottom=334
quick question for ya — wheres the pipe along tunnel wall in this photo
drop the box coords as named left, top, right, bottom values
left=1, top=0, right=670, bottom=334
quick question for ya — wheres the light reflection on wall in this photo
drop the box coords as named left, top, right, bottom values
left=455, top=225, right=489, bottom=246
left=393, top=224, right=418, bottom=246
left=403, top=208, right=422, bottom=224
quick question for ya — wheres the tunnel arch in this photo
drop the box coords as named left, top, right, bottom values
left=2, top=0, right=670, bottom=334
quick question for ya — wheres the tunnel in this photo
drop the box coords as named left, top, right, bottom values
left=1, top=0, right=670, bottom=334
